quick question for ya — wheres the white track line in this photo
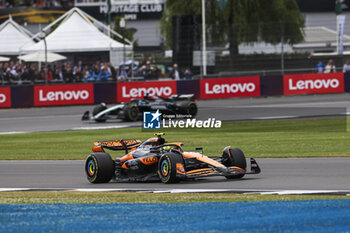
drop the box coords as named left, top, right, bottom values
left=250, top=116, right=298, bottom=120
left=0, top=115, right=81, bottom=121
left=0, top=188, right=31, bottom=192
left=1, top=188, right=350, bottom=195
left=73, top=188, right=129, bottom=192
left=259, top=190, right=340, bottom=195
left=152, top=189, right=232, bottom=193
left=72, top=125, right=133, bottom=130
left=0, top=131, right=28, bottom=135
left=0, top=125, right=135, bottom=134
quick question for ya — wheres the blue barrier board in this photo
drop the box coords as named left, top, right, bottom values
left=1, top=200, right=350, bottom=232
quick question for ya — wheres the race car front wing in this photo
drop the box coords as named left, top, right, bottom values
left=182, top=158, right=261, bottom=179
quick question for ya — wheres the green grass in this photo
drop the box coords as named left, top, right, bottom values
left=0, top=192, right=349, bottom=204
left=0, top=118, right=349, bottom=160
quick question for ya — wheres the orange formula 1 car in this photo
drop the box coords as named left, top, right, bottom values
left=85, top=133, right=260, bottom=184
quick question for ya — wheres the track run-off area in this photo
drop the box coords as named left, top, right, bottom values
left=0, top=93, right=350, bottom=193
left=0, top=158, right=350, bottom=194
left=1, top=93, right=350, bottom=232
left=0, top=93, right=350, bottom=133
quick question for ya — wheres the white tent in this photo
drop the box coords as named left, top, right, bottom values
left=18, top=51, right=66, bottom=62
left=0, top=56, right=10, bottom=61
left=0, top=16, right=34, bottom=55
left=22, top=8, right=132, bottom=53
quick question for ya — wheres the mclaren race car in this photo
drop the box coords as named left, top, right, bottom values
left=85, top=133, right=260, bottom=184
left=82, top=94, right=197, bottom=122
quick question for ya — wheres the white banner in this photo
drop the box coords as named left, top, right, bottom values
left=337, top=15, right=346, bottom=54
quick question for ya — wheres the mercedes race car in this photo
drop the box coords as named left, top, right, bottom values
left=82, top=94, right=197, bottom=122
left=85, top=133, right=260, bottom=184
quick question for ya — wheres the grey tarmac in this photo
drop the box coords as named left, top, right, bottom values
left=0, top=93, right=350, bottom=133
left=1, top=93, right=350, bottom=193
left=0, top=158, right=349, bottom=192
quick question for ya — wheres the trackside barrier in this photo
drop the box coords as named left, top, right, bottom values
left=0, top=87, right=11, bottom=108
left=0, top=72, right=349, bottom=109
left=177, top=80, right=200, bottom=99
left=260, top=75, right=283, bottom=96
left=200, top=76, right=261, bottom=99
left=283, top=72, right=344, bottom=95
left=94, top=83, right=116, bottom=104
left=11, top=86, right=33, bottom=108
left=34, top=84, right=94, bottom=107
left=344, top=72, right=350, bottom=92
left=116, top=80, right=177, bottom=103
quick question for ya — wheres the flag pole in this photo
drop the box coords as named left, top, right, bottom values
left=202, top=0, right=207, bottom=76
left=336, top=0, right=346, bottom=55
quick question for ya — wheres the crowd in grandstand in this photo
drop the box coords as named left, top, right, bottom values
left=0, top=0, right=73, bottom=8
left=0, top=60, right=188, bottom=85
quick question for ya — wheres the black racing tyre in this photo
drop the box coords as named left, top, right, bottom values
left=85, top=153, right=114, bottom=183
left=179, top=101, right=198, bottom=117
left=223, top=148, right=247, bottom=179
left=158, top=152, right=184, bottom=184
left=123, top=103, right=139, bottom=121
left=187, top=102, right=198, bottom=117
left=92, top=104, right=107, bottom=122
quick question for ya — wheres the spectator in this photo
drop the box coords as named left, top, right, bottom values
left=21, top=67, right=32, bottom=82
left=137, top=65, right=147, bottom=79
left=89, top=65, right=100, bottom=81
left=4, top=68, right=15, bottom=84
left=113, top=67, right=119, bottom=81
left=53, top=67, right=63, bottom=81
left=137, top=64, right=153, bottom=80
left=117, top=66, right=128, bottom=81
left=150, top=65, right=160, bottom=80
left=73, top=60, right=83, bottom=75
left=97, top=66, right=109, bottom=81
left=9, top=67, right=18, bottom=79
left=32, top=69, right=41, bottom=82
left=74, top=67, right=83, bottom=82
left=82, top=66, right=92, bottom=82
left=343, top=60, right=350, bottom=74
left=41, top=66, right=53, bottom=82
left=169, top=64, right=182, bottom=80
left=107, top=62, right=116, bottom=79
left=315, top=61, right=325, bottom=73
left=29, top=63, right=37, bottom=76
left=0, top=63, right=4, bottom=84
left=184, top=68, right=192, bottom=80
left=64, top=67, right=74, bottom=83
left=324, top=60, right=336, bottom=73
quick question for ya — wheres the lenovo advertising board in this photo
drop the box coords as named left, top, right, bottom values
left=0, top=87, right=11, bottom=108
left=117, top=81, right=177, bottom=102
left=284, top=73, right=344, bottom=95
left=34, top=84, right=94, bottom=106
left=200, top=76, right=261, bottom=99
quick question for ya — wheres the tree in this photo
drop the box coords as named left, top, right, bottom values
left=161, top=0, right=304, bottom=60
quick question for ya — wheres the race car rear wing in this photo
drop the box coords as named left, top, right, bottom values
left=170, top=94, right=195, bottom=101
left=93, top=139, right=142, bottom=153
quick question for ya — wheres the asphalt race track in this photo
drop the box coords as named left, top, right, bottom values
left=0, top=93, right=350, bottom=133
left=1, top=93, right=350, bottom=193
left=0, top=158, right=350, bottom=192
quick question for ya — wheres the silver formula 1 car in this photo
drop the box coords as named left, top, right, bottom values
left=82, top=94, right=197, bottom=122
